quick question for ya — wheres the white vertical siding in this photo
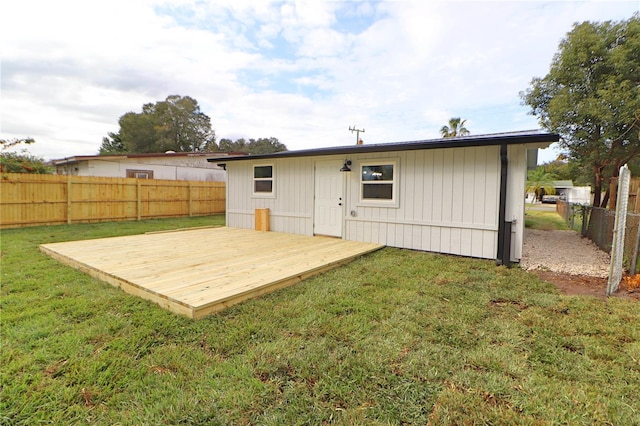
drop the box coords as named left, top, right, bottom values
left=344, top=146, right=501, bottom=259
left=224, top=144, right=531, bottom=262
left=226, top=158, right=315, bottom=234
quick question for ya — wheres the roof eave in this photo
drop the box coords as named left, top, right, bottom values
left=207, top=132, right=560, bottom=163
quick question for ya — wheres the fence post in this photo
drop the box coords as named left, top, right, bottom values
left=137, top=180, right=142, bottom=221
left=607, top=165, right=631, bottom=296
left=67, top=174, right=72, bottom=225
left=569, top=204, right=575, bottom=230
left=188, top=182, right=193, bottom=217
left=631, top=219, right=640, bottom=276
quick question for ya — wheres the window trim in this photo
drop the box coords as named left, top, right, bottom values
left=252, top=163, right=275, bottom=198
left=358, top=159, right=399, bottom=207
left=126, top=169, right=154, bottom=179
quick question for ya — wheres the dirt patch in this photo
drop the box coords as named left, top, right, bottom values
left=521, top=228, right=639, bottom=301
left=530, top=270, right=640, bottom=301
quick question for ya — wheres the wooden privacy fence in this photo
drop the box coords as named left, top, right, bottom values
left=608, top=177, right=640, bottom=212
left=0, top=173, right=225, bottom=229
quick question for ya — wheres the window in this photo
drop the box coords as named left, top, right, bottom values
left=253, top=164, right=274, bottom=196
left=360, top=160, right=398, bottom=205
left=126, top=169, right=153, bottom=179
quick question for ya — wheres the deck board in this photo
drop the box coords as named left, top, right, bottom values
left=40, top=227, right=382, bottom=318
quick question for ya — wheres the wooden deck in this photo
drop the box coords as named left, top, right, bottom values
left=40, top=227, right=382, bottom=318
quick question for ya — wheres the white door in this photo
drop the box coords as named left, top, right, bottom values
left=314, top=160, right=344, bottom=237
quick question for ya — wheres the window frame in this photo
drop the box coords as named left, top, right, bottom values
left=252, top=163, right=275, bottom=198
left=126, top=169, right=154, bottom=179
left=358, top=159, right=399, bottom=207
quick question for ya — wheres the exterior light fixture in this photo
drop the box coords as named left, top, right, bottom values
left=340, top=160, right=352, bottom=172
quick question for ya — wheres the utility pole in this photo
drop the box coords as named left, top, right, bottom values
left=349, top=126, right=365, bottom=145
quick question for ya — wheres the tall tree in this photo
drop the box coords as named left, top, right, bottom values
left=440, top=117, right=470, bottom=138
left=99, top=131, right=126, bottom=154
left=152, top=95, right=217, bottom=152
left=521, top=15, right=640, bottom=207
left=101, top=95, right=217, bottom=154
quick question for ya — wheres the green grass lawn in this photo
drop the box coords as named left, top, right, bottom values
left=2, top=216, right=639, bottom=425
left=525, top=209, right=569, bottom=231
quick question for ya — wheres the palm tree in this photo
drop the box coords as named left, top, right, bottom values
left=526, top=167, right=556, bottom=205
left=440, top=117, right=470, bottom=138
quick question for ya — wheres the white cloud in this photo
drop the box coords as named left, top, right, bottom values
left=1, top=0, right=638, bottom=160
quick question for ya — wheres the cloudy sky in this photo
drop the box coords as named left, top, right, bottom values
left=2, top=0, right=638, bottom=162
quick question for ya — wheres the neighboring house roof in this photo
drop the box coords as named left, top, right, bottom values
left=50, top=152, right=247, bottom=166
left=552, top=180, right=574, bottom=188
left=207, top=130, right=559, bottom=163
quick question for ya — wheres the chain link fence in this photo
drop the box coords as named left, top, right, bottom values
left=558, top=200, right=640, bottom=272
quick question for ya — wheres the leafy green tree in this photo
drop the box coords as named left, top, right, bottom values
left=440, top=117, right=470, bottom=138
left=219, top=138, right=247, bottom=152
left=102, top=95, right=217, bottom=154
left=0, top=138, right=52, bottom=174
left=521, top=15, right=640, bottom=207
left=152, top=95, right=217, bottom=152
left=541, top=158, right=571, bottom=181
left=541, top=156, right=591, bottom=187
left=119, top=110, right=159, bottom=153
left=218, top=137, right=287, bottom=154
left=246, top=137, right=287, bottom=154
left=201, top=138, right=219, bottom=152
left=99, top=131, right=126, bottom=154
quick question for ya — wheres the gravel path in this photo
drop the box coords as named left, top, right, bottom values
left=520, top=229, right=611, bottom=278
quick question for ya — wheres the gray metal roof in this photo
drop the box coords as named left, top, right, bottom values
left=207, top=130, right=559, bottom=163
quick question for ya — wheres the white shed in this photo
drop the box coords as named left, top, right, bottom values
left=209, top=131, right=558, bottom=265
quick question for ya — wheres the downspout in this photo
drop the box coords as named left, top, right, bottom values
left=496, top=143, right=511, bottom=266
